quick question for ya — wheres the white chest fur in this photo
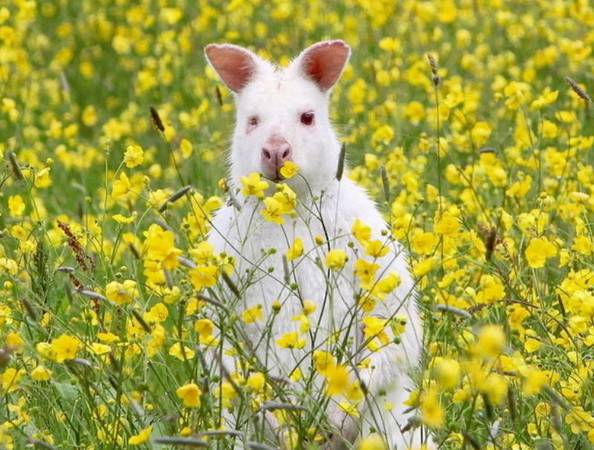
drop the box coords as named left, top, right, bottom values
left=208, top=179, right=421, bottom=378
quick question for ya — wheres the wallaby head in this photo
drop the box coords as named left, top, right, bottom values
left=204, top=40, right=350, bottom=192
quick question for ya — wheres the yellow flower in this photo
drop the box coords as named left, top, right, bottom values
left=530, top=87, right=558, bottom=110
left=358, top=434, right=387, bottom=450
left=476, top=325, right=506, bottom=358
left=31, top=366, right=52, bottom=382
left=5, top=332, right=23, bottom=351
left=435, top=211, right=460, bottom=236
left=105, top=280, right=138, bottom=305
left=97, top=332, right=120, bottom=344
left=325, top=249, right=347, bottom=270
left=364, top=240, right=389, bottom=258
left=420, top=388, right=444, bottom=428
left=292, top=313, right=311, bottom=333
left=81, top=104, right=97, bottom=126
left=241, top=304, right=264, bottom=324
left=247, top=372, right=266, bottom=392
left=279, top=161, right=299, bottom=179
left=346, top=381, right=365, bottom=403
left=372, top=272, right=401, bottom=299
left=541, top=119, right=558, bottom=139
left=325, top=364, right=351, bottom=396
left=521, top=367, right=548, bottom=396
left=128, top=426, right=152, bottom=445
left=372, top=124, right=394, bottom=145
left=565, top=406, right=594, bottom=433
left=452, top=386, right=471, bottom=404
left=479, top=373, right=508, bottom=405
left=302, top=299, right=316, bottom=315
left=470, top=121, right=492, bottom=146
left=147, top=325, right=165, bottom=357
left=1, top=368, right=24, bottom=392
left=189, top=264, right=219, bottom=290
left=8, top=195, right=25, bottom=217
left=34, top=167, right=52, bottom=188
left=176, top=383, right=202, bottom=408
left=572, top=235, right=593, bottom=256
left=50, top=334, right=81, bottom=363
left=180, top=138, right=193, bottom=159
left=124, top=144, right=144, bottom=168
left=190, top=241, right=215, bottom=264
left=289, top=368, right=303, bottom=382
left=390, top=314, right=408, bottom=336
left=194, top=318, right=217, bottom=346
left=352, top=218, right=372, bottom=243
left=413, top=257, right=435, bottom=277
left=90, top=343, right=111, bottom=355
left=168, top=343, right=195, bottom=360
left=354, top=258, right=380, bottom=288
left=475, top=274, right=505, bottom=304
left=410, top=230, right=439, bottom=255
left=112, top=213, right=137, bottom=224
left=503, top=81, right=530, bottom=110
left=111, top=172, right=133, bottom=200
left=508, top=304, right=530, bottom=331
left=261, top=197, right=285, bottom=224
left=404, top=101, right=425, bottom=125
left=433, top=357, right=461, bottom=390
left=524, top=337, right=541, bottom=353
left=286, top=237, right=304, bottom=261
left=241, top=172, right=269, bottom=198
left=276, top=331, right=305, bottom=350
left=362, top=316, right=390, bottom=351
left=339, top=401, right=361, bottom=418
left=313, top=351, right=337, bottom=377
left=144, top=303, right=169, bottom=323
left=218, top=381, right=238, bottom=408
left=161, top=7, right=182, bottom=24
left=505, top=175, right=532, bottom=198
left=525, top=237, right=557, bottom=269
left=272, top=183, right=297, bottom=214
left=379, top=37, right=400, bottom=52
left=143, top=224, right=182, bottom=270
left=147, top=189, right=170, bottom=209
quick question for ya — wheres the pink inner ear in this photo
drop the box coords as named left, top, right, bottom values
left=301, top=41, right=350, bottom=91
left=205, top=44, right=256, bottom=93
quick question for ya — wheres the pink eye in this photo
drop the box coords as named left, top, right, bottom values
left=300, top=111, right=314, bottom=126
left=247, top=115, right=259, bottom=133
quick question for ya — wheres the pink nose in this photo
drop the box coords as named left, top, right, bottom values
left=261, top=136, right=292, bottom=175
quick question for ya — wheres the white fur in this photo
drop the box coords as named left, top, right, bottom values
left=205, top=41, right=432, bottom=449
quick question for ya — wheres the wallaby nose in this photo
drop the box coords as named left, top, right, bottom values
left=261, top=137, right=292, bottom=175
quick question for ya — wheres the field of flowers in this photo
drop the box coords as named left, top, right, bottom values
left=1, top=0, right=594, bottom=448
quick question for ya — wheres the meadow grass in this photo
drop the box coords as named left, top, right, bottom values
left=1, top=0, right=594, bottom=449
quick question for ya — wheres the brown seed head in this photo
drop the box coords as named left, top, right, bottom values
left=565, top=77, right=591, bottom=103
left=150, top=106, right=165, bottom=132
left=427, top=53, right=441, bottom=86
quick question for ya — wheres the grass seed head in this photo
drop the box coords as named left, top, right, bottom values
left=427, top=53, right=441, bottom=86
left=565, top=76, right=591, bottom=103
left=150, top=106, right=165, bottom=132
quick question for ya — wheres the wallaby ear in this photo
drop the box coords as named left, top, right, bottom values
left=292, top=40, right=351, bottom=92
left=204, top=43, right=262, bottom=93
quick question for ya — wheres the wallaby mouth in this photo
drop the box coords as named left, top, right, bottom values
left=263, top=171, right=282, bottom=183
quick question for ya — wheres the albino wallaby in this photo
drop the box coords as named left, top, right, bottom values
left=205, top=40, right=432, bottom=449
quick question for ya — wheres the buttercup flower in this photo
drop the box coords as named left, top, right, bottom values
left=176, top=383, right=202, bottom=408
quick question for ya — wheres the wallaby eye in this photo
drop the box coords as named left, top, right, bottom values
left=300, top=111, right=315, bottom=126
left=247, top=115, right=259, bottom=133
